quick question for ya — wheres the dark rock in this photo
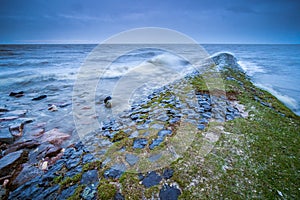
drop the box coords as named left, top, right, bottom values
left=32, top=95, right=47, bottom=101
left=104, top=96, right=112, bottom=104
left=0, top=106, right=9, bottom=112
left=157, top=114, right=169, bottom=122
left=11, top=164, right=43, bottom=189
left=163, top=168, right=174, bottom=179
left=58, top=184, right=78, bottom=199
left=0, top=128, right=14, bottom=144
left=9, top=91, right=24, bottom=97
left=0, top=116, right=18, bottom=122
left=202, top=112, right=211, bottom=119
left=130, top=113, right=140, bottom=121
left=159, top=184, right=181, bottom=200
left=81, top=170, right=98, bottom=185
left=149, top=137, right=164, bottom=150
left=104, top=164, right=126, bottom=179
left=5, top=139, right=40, bottom=155
left=83, top=154, right=95, bottom=164
left=197, top=124, right=205, bottom=130
left=125, top=154, right=139, bottom=166
left=199, top=118, right=209, bottom=124
left=34, top=184, right=59, bottom=199
left=169, top=117, right=180, bottom=124
left=0, top=150, right=27, bottom=177
left=114, top=192, right=125, bottom=200
left=66, top=157, right=81, bottom=170
left=65, top=165, right=82, bottom=178
left=226, top=114, right=234, bottom=121
left=142, top=171, right=162, bottom=188
left=0, top=186, right=7, bottom=200
left=82, top=183, right=98, bottom=200
left=133, top=138, right=148, bottom=149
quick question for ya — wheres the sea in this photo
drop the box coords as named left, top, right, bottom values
left=0, top=44, right=299, bottom=128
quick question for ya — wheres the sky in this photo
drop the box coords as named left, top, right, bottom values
left=0, top=0, right=299, bottom=44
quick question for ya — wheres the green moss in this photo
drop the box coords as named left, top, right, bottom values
left=111, top=130, right=127, bottom=142
left=82, top=160, right=102, bottom=172
left=144, top=185, right=159, bottom=199
left=67, top=184, right=85, bottom=200
left=60, top=173, right=82, bottom=188
left=120, top=172, right=144, bottom=200
left=53, top=175, right=63, bottom=184
left=97, top=181, right=117, bottom=200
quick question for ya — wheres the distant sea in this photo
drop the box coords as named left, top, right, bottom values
left=0, top=44, right=299, bottom=116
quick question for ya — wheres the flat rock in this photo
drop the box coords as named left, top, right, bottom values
left=0, top=128, right=14, bottom=144
left=159, top=184, right=181, bottom=200
left=142, top=171, right=162, bottom=188
left=39, top=128, right=70, bottom=145
left=133, top=138, right=148, bottom=149
left=125, top=154, right=139, bottom=166
left=11, top=164, right=43, bottom=188
left=81, top=170, right=98, bottom=185
left=5, top=139, right=40, bottom=155
left=0, top=150, right=27, bottom=177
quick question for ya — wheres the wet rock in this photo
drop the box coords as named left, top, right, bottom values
left=151, top=123, right=164, bottom=130
left=0, top=116, right=18, bottom=122
left=66, top=157, right=81, bottom=170
left=9, top=91, right=24, bottom=98
left=163, top=168, right=174, bottom=179
left=0, top=150, right=27, bottom=177
left=0, top=106, right=9, bottom=112
left=199, top=118, right=209, bottom=124
left=32, top=95, right=47, bottom=101
left=157, top=114, right=169, bottom=122
left=226, top=113, right=234, bottom=121
left=5, top=139, right=40, bottom=155
left=48, top=104, right=58, bottom=112
left=149, top=137, right=164, bottom=150
left=82, top=183, right=98, bottom=200
left=133, top=138, right=148, bottom=149
left=0, top=128, right=14, bottom=144
left=65, top=165, right=82, bottom=177
left=0, top=186, right=7, bottom=200
left=34, top=184, right=59, bottom=199
left=169, top=117, right=180, bottom=124
left=11, top=164, right=43, bottom=189
left=197, top=124, right=205, bottom=130
left=39, top=128, right=70, bottom=145
left=104, top=164, right=126, bottom=179
left=125, top=154, right=139, bottom=166
left=159, top=184, right=181, bottom=200
left=58, top=184, right=78, bottom=199
left=158, top=129, right=172, bottom=138
left=83, top=154, right=95, bottom=164
left=130, top=113, right=140, bottom=121
left=142, top=171, right=162, bottom=188
left=81, top=170, right=98, bottom=185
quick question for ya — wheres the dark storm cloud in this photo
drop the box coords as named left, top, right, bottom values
left=0, top=0, right=299, bottom=43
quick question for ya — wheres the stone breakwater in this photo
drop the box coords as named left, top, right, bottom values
left=1, top=53, right=249, bottom=199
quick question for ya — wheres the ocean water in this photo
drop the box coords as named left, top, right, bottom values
left=0, top=44, right=299, bottom=119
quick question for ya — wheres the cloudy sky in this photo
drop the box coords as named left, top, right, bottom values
left=0, top=0, right=299, bottom=44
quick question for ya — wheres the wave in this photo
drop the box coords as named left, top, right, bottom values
left=255, top=83, right=299, bottom=113
left=102, top=52, right=190, bottom=79
left=238, top=60, right=266, bottom=76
